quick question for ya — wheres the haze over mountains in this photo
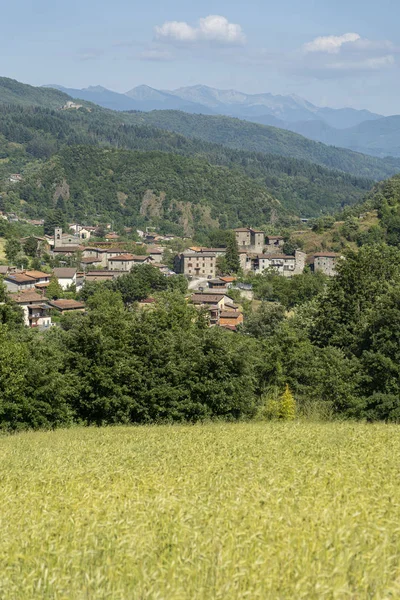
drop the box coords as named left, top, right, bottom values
left=44, top=83, right=400, bottom=158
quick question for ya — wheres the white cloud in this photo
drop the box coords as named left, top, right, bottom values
left=155, top=15, right=246, bottom=46
left=304, top=33, right=361, bottom=54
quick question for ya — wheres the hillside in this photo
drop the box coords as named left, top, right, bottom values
left=0, top=104, right=373, bottom=217
left=123, top=110, right=400, bottom=180
left=0, top=77, right=73, bottom=109
left=14, top=146, right=281, bottom=235
left=289, top=116, right=400, bottom=159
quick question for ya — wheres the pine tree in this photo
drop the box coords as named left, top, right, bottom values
left=225, top=232, right=240, bottom=274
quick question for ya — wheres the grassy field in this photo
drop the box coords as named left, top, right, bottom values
left=1, top=423, right=400, bottom=599
left=0, top=237, right=5, bottom=260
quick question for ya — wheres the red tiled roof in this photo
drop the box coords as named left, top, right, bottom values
left=49, top=299, right=85, bottom=311
left=6, top=273, right=37, bottom=283
left=192, top=294, right=225, bottom=304
left=25, top=270, right=49, bottom=279
left=10, top=290, right=47, bottom=303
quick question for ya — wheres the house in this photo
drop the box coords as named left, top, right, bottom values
left=174, top=252, right=217, bottom=278
left=207, top=278, right=228, bottom=291
left=191, top=292, right=242, bottom=328
left=48, top=299, right=86, bottom=314
left=80, top=256, right=103, bottom=268
left=146, top=247, right=164, bottom=263
left=4, top=273, right=37, bottom=293
left=0, top=265, right=15, bottom=276
left=234, top=228, right=265, bottom=253
left=9, top=174, right=23, bottom=184
left=69, top=225, right=91, bottom=240
left=53, top=268, right=77, bottom=290
left=25, top=271, right=51, bottom=284
left=108, top=254, right=153, bottom=272
left=52, top=245, right=83, bottom=257
left=219, top=311, right=244, bottom=329
left=84, top=270, right=123, bottom=282
left=9, top=289, right=51, bottom=328
left=105, top=232, right=120, bottom=242
left=312, top=252, right=341, bottom=276
left=241, top=250, right=306, bottom=277
left=189, top=247, right=227, bottom=258
left=191, top=292, right=233, bottom=310
left=265, top=236, right=285, bottom=254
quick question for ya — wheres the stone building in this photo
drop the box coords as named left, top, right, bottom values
left=312, top=252, right=341, bottom=276
left=264, top=236, right=284, bottom=254
left=234, top=228, right=265, bottom=253
left=240, top=250, right=306, bottom=277
left=174, top=252, right=216, bottom=278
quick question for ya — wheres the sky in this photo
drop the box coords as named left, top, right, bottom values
left=2, top=0, right=399, bottom=115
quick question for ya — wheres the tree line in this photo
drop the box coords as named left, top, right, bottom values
left=2, top=247, right=400, bottom=431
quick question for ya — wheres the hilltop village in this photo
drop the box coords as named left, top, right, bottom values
left=0, top=214, right=340, bottom=331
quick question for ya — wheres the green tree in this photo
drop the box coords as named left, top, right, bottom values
left=46, top=275, right=64, bottom=300
left=225, top=232, right=240, bottom=274
left=23, top=236, right=38, bottom=257
left=5, top=238, right=21, bottom=262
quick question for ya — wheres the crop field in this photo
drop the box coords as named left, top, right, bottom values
left=1, top=423, right=400, bottom=599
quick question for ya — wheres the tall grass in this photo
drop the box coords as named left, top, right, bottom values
left=1, top=422, right=400, bottom=598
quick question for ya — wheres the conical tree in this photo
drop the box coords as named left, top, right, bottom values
left=279, top=384, right=296, bottom=420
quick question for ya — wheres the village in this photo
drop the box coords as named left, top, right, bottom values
left=0, top=217, right=341, bottom=332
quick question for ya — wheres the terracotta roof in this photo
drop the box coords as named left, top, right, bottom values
left=35, top=282, right=50, bottom=289
left=220, top=311, right=242, bottom=319
left=109, top=254, right=151, bottom=261
left=6, top=273, right=37, bottom=283
left=220, top=276, right=236, bottom=283
left=53, top=245, right=83, bottom=252
left=49, top=299, right=85, bottom=311
left=10, top=290, right=47, bottom=303
left=192, top=294, right=225, bottom=304
left=53, top=268, right=77, bottom=279
left=81, top=257, right=102, bottom=264
left=266, top=235, right=284, bottom=240
left=25, top=270, right=49, bottom=279
left=314, top=252, right=340, bottom=258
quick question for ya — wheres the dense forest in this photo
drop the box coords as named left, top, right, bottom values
left=0, top=103, right=375, bottom=220
left=124, top=110, right=400, bottom=180
left=14, top=146, right=281, bottom=235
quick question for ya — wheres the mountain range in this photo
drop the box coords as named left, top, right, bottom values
left=43, top=83, right=400, bottom=158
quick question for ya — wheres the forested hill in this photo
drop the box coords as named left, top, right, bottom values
left=15, top=146, right=281, bottom=235
left=124, top=110, right=400, bottom=181
left=0, top=104, right=374, bottom=216
left=0, top=77, right=74, bottom=109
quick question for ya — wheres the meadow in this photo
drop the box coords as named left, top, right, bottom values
left=1, top=422, right=400, bottom=599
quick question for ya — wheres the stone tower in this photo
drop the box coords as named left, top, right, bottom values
left=54, top=227, right=62, bottom=248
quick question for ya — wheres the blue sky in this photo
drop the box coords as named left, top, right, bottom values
left=2, top=0, right=399, bottom=114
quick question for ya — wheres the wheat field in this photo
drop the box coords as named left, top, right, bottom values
left=1, top=422, right=400, bottom=599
